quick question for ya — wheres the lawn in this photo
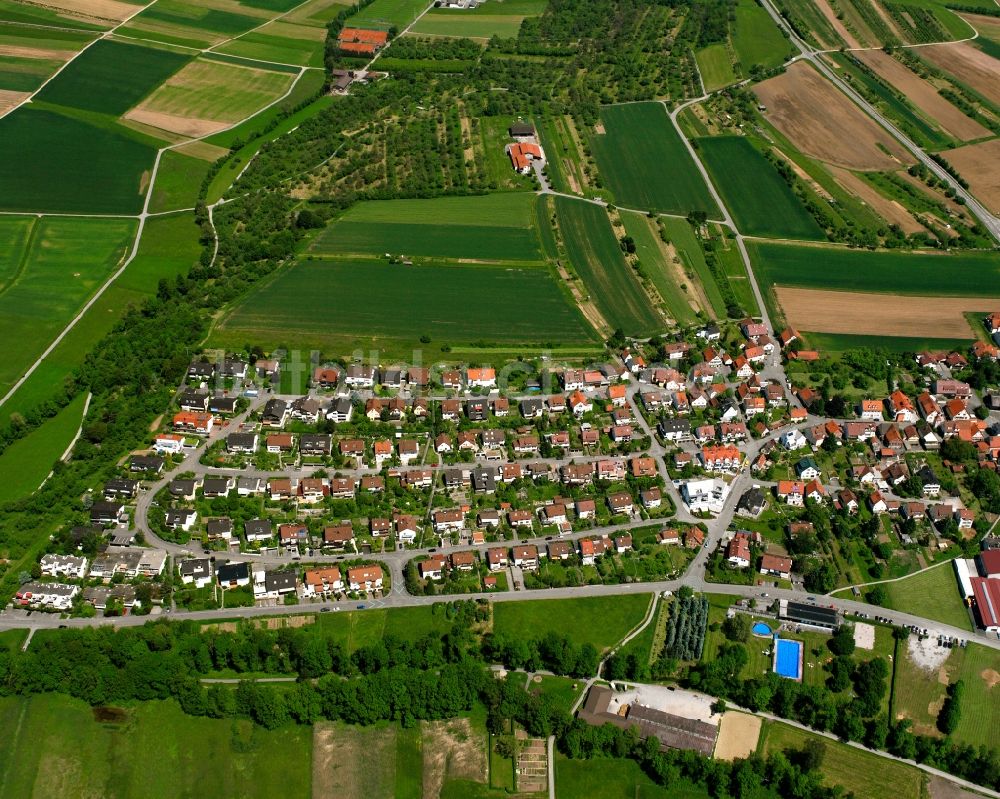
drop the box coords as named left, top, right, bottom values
left=879, top=564, right=974, bottom=631
left=747, top=241, right=1000, bottom=297
left=351, top=0, right=430, bottom=28
left=0, top=216, right=137, bottom=399
left=0, top=694, right=312, bottom=798
left=731, top=0, right=790, bottom=71
left=492, top=593, right=651, bottom=652
left=0, top=392, right=86, bottom=505
left=314, top=604, right=459, bottom=651
left=555, top=196, right=663, bottom=336
left=149, top=150, right=215, bottom=213
left=697, top=136, right=824, bottom=240
left=759, top=721, right=924, bottom=799
left=36, top=39, right=189, bottom=116
left=555, top=755, right=711, bottom=799
left=0, top=107, right=156, bottom=214
left=589, top=102, right=719, bottom=216
left=213, top=257, right=593, bottom=351
left=133, top=57, right=295, bottom=125
left=696, top=43, right=737, bottom=91
left=410, top=0, right=547, bottom=39
left=310, top=194, right=543, bottom=262
left=620, top=211, right=698, bottom=326
left=0, top=212, right=200, bottom=426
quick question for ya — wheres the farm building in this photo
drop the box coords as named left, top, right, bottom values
left=507, top=142, right=544, bottom=174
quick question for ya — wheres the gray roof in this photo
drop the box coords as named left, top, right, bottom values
left=180, top=558, right=211, bottom=578
left=264, top=571, right=297, bottom=592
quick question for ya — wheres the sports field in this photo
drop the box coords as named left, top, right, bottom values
left=697, top=136, right=823, bottom=239
left=0, top=107, right=156, bottom=214
left=760, top=721, right=923, bottom=799
left=0, top=694, right=312, bottom=798
left=310, top=193, right=544, bottom=262
left=0, top=392, right=86, bottom=505
left=620, top=211, right=699, bottom=325
left=747, top=241, right=1000, bottom=297
left=126, top=57, right=295, bottom=137
left=411, top=0, right=547, bottom=40
left=590, top=102, right=720, bottom=216
left=0, top=216, right=137, bottom=399
left=879, top=564, right=974, bottom=631
left=213, top=257, right=593, bottom=351
left=36, top=39, right=189, bottom=116
left=493, top=593, right=651, bottom=652
left=555, top=197, right=663, bottom=336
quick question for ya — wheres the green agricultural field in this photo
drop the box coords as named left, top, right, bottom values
left=149, top=150, right=214, bottom=213
left=492, top=593, right=651, bottom=652
left=0, top=216, right=137, bottom=399
left=128, top=0, right=265, bottom=43
left=879, top=564, right=974, bottom=631
left=0, top=54, right=62, bottom=91
left=620, top=211, right=698, bottom=325
left=590, top=102, right=719, bottom=216
left=696, top=43, right=737, bottom=91
left=555, top=755, right=711, bottom=799
left=732, top=0, right=790, bottom=70
left=760, top=722, right=924, bottom=799
left=215, top=24, right=326, bottom=67
left=351, top=0, right=430, bottom=28
left=411, top=0, right=547, bottom=39
left=660, top=217, right=727, bottom=317
left=36, top=39, right=189, bottom=116
left=336, top=192, right=537, bottom=226
left=803, top=332, right=973, bottom=353
left=0, top=212, right=201, bottom=425
left=555, top=197, right=663, bottom=336
left=747, top=241, right=1000, bottom=297
left=213, top=257, right=593, bottom=353
left=0, top=107, right=156, bottom=214
left=0, top=21, right=95, bottom=50
left=697, top=136, right=824, bottom=240
left=134, top=57, right=295, bottom=125
left=0, top=694, right=312, bottom=799
left=0, top=392, right=86, bottom=505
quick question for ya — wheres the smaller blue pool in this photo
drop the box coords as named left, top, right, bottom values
left=774, top=638, right=803, bottom=681
left=752, top=622, right=772, bottom=637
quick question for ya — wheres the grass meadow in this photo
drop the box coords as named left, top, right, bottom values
left=951, top=642, right=1000, bottom=746
left=620, top=211, right=699, bottom=325
left=555, top=755, right=711, bottom=799
left=590, top=102, right=719, bottom=216
left=759, top=721, right=924, bottom=799
left=351, top=0, right=430, bottom=28
left=0, top=107, right=156, bottom=214
left=0, top=216, right=137, bottom=399
left=660, top=217, right=727, bottom=317
left=0, top=392, right=86, bottom=505
left=0, top=694, right=312, bottom=799
left=149, top=150, right=214, bottom=213
left=492, top=593, right=651, bottom=652
left=696, top=43, right=737, bottom=91
left=213, top=257, right=593, bottom=352
left=697, top=136, right=824, bottom=240
left=555, top=197, right=663, bottom=336
left=411, top=0, right=547, bottom=39
left=314, top=604, right=459, bottom=651
left=879, top=564, right=974, bottom=631
left=37, top=39, right=189, bottom=116
left=0, top=213, right=200, bottom=426
left=747, top=241, right=1000, bottom=297
left=731, top=0, right=791, bottom=70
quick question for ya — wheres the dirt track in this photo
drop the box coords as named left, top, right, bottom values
left=754, top=62, right=913, bottom=171
left=856, top=50, right=989, bottom=142
left=941, top=138, right=1000, bottom=214
left=775, top=286, right=985, bottom=338
left=921, top=42, right=1000, bottom=108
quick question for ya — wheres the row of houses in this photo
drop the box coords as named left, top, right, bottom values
left=181, top=559, right=385, bottom=596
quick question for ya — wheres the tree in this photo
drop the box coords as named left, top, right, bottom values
left=828, top=625, right=856, bottom=656
left=866, top=585, right=888, bottom=606
left=937, top=680, right=964, bottom=735
left=722, top=613, right=750, bottom=643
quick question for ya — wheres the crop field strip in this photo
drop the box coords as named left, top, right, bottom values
left=410, top=0, right=547, bottom=40
left=589, top=102, right=720, bottom=216
left=696, top=135, right=824, bottom=240
left=555, top=196, right=664, bottom=336
left=660, top=217, right=727, bottom=317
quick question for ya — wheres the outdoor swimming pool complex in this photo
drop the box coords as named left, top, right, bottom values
left=773, top=637, right=803, bottom=681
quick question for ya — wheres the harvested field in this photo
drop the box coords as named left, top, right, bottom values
left=175, top=138, right=230, bottom=161
left=775, top=286, right=984, bottom=338
left=421, top=717, right=486, bottom=799
left=754, top=61, right=914, bottom=170
left=921, top=41, right=1000, bottom=107
left=125, top=109, right=227, bottom=137
left=941, top=138, right=1000, bottom=214
left=812, top=0, right=858, bottom=47
left=714, top=712, right=762, bottom=761
left=827, top=165, right=925, bottom=234
left=38, top=0, right=142, bottom=23
left=958, top=12, right=1000, bottom=40
left=0, top=87, right=25, bottom=114
left=856, top=49, right=989, bottom=141
left=0, top=44, right=76, bottom=60
left=313, top=722, right=395, bottom=799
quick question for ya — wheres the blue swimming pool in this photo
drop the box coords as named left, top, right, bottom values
left=774, top=638, right=803, bottom=681
left=752, top=622, right=772, bottom=637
